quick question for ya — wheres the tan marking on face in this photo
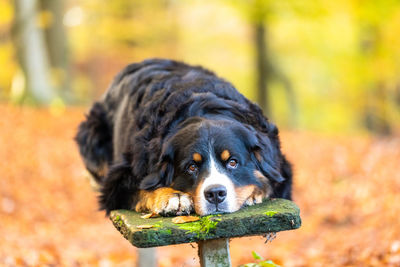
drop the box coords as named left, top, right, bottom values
left=221, top=150, right=230, bottom=161
left=253, top=170, right=273, bottom=196
left=235, top=185, right=257, bottom=208
left=193, top=153, right=202, bottom=162
left=233, top=170, right=274, bottom=208
left=193, top=179, right=206, bottom=215
left=253, top=170, right=273, bottom=200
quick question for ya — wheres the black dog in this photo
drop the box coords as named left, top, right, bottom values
left=76, top=59, right=292, bottom=216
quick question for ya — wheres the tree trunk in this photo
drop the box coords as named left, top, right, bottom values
left=40, top=0, right=71, bottom=100
left=254, top=21, right=298, bottom=127
left=13, top=0, right=55, bottom=104
left=254, top=21, right=269, bottom=116
left=272, top=65, right=298, bottom=127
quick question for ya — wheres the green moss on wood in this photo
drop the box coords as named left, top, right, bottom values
left=110, top=198, right=301, bottom=248
left=264, top=211, right=278, bottom=217
left=178, top=215, right=220, bottom=238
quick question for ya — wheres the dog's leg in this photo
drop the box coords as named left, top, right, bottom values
left=135, top=188, right=194, bottom=216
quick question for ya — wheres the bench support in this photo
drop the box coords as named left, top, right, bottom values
left=198, top=238, right=231, bottom=267
left=110, top=199, right=301, bottom=266
left=137, top=248, right=157, bottom=267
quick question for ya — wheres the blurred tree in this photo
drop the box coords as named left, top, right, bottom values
left=12, top=0, right=56, bottom=104
left=254, top=20, right=269, bottom=115
left=254, top=21, right=297, bottom=126
left=3, top=0, right=400, bottom=133
left=69, top=0, right=179, bottom=101
left=230, top=0, right=298, bottom=125
left=355, top=1, right=397, bottom=135
left=360, top=24, right=392, bottom=136
left=40, top=0, right=71, bottom=102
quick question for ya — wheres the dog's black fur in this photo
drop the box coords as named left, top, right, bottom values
left=76, top=59, right=292, bottom=215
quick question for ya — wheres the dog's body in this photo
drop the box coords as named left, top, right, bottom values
left=76, top=59, right=292, bottom=216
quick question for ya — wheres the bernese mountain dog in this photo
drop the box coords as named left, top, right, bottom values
left=75, top=59, right=292, bottom=216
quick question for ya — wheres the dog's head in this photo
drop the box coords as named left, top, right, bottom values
left=139, top=117, right=286, bottom=215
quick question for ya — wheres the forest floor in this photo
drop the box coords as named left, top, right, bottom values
left=1, top=104, right=400, bottom=267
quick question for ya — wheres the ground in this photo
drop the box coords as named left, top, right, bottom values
left=1, top=105, right=399, bottom=266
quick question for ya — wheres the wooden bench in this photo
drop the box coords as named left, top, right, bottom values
left=110, top=198, right=301, bottom=267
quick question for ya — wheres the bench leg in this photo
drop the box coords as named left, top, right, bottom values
left=198, top=238, right=231, bottom=267
left=137, top=248, right=157, bottom=267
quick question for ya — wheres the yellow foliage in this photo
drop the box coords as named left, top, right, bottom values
left=0, top=1, right=13, bottom=24
left=49, top=97, right=66, bottom=117
left=0, top=43, right=16, bottom=94
left=36, top=10, right=53, bottom=29
left=1, top=0, right=400, bottom=133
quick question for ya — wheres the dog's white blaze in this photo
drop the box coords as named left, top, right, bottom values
left=197, top=156, right=238, bottom=215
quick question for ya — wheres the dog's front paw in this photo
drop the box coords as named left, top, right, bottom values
left=153, top=188, right=193, bottom=216
left=135, top=188, right=194, bottom=216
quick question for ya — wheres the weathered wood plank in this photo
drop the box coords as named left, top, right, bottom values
left=110, top=198, right=301, bottom=248
left=198, top=238, right=231, bottom=267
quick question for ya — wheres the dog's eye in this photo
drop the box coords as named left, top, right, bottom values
left=187, top=164, right=198, bottom=174
left=227, top=159, right=238, bottom=169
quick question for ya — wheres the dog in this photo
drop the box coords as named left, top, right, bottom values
left=75, top=59, right=292, bottom=216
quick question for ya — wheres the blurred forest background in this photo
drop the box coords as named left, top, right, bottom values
left=1, top=0, right=400, bottom=134
left=1, top=0, right=400, bottom=266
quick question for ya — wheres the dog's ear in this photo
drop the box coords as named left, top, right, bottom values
left=237, top=125, right=285, bottom=183
left=251, top=147, right=285, bottom=183
left=274, top=155, right=292, bottom=199
left=75, top=102, right=113, bottom=184
left=139, top=139, right=175, bottom=190
left=99, top=160, right=135, bottom=215
left=139, top=172, right=161, bottom=190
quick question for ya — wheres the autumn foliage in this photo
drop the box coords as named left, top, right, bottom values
left=1, top=105, right=400, bottom=266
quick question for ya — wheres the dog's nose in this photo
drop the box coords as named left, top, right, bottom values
left=204, top=185, right=227, bottom=204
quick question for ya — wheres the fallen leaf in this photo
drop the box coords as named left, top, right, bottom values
left=3, top=105, right=400, bottom=266
left=140, top=213, right=159, bottom=219
left=136, top=224, right=155, bottom=229
left=172, top=216, right=200, bottom=224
